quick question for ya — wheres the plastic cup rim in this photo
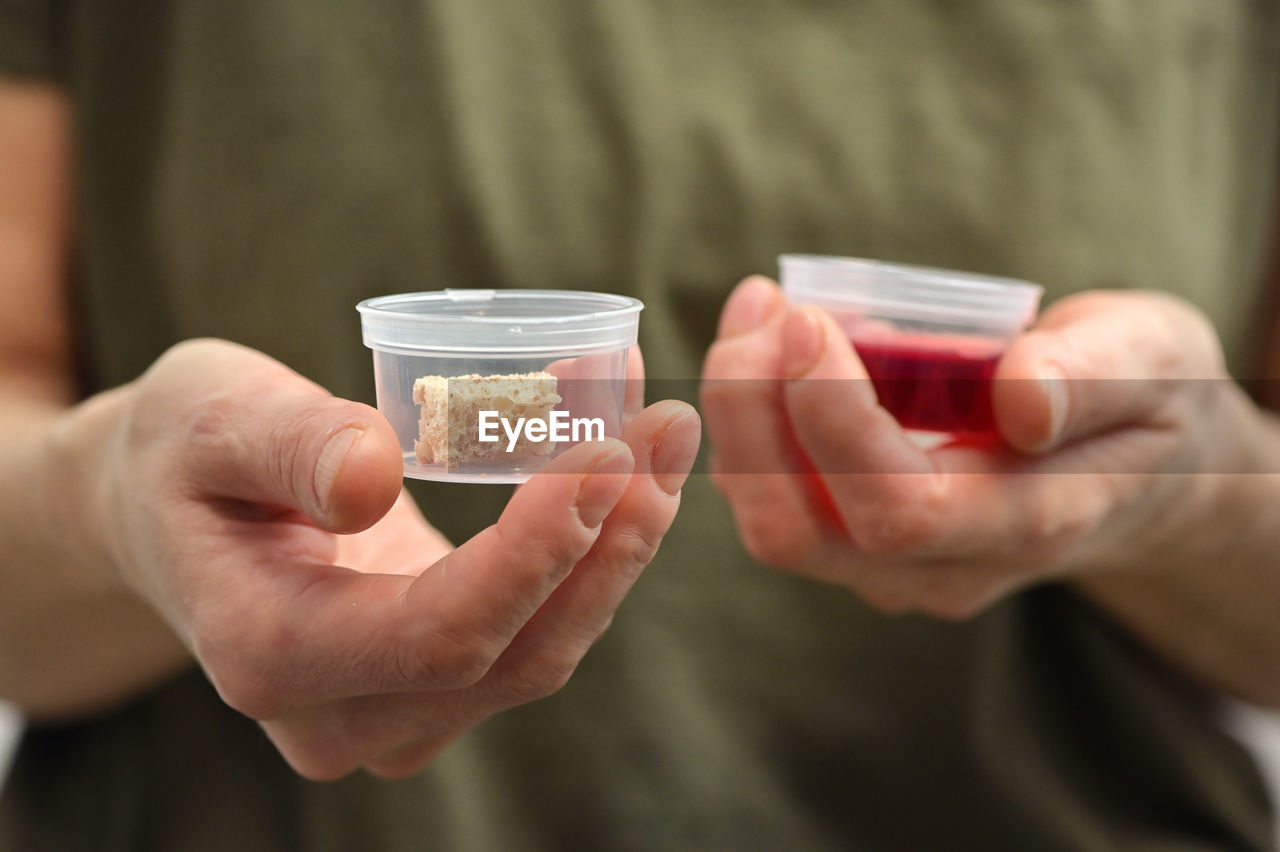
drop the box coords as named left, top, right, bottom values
left=356, top=289, right=644, bottom=326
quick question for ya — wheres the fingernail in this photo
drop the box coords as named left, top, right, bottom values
left=314, top=427, right=363, bottom=509
left=651, top=412, right=701, bottom=496
left=718, top=277, right=783, bottom=338
left=783, top=307, right=824, bottom=379
left=574, top=447, right=635, bottom=528
left=1037, top=364, right=1068, bottom=445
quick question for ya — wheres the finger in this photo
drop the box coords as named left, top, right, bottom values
left=158, top=340, right=402, bottom=534
left=717, top=275, right=784, bottom=338
left=624, top=345, right=645, bottom=423
left=809, top=431, right=1132, bottom=578
left=993, top=291, right=1225, bottom=453
left=907, top=452, right=1110, bottom=561
left=484, top=401, right=699, bottom=707
left=701, top=279, right=836, bottom=566
left=262, top=689, right=482, bottom=781
left=779, top=306, right=945, bottom=549
left=391, top=437, right=635, bottom=686
left=701, top=274, right=796, bottom=477
left=544, top=347, right=643, bottom=438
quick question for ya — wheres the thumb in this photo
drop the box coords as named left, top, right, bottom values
left=992, top=291, right=1224, bottom=454
left=159, top=340, right=402, bottom=532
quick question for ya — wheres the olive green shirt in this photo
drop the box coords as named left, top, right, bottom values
left=2, top=1, right=1279, bottom=850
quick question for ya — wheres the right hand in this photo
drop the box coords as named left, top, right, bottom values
left=699, top=276, right=1247, bottom=617
left=64, top=338, right=699, bottom=779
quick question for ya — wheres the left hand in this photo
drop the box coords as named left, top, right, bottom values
left=700, top=276, right=1257, bottom=619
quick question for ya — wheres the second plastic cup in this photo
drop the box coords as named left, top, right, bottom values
left=780, top=254, right=1043, bottom=438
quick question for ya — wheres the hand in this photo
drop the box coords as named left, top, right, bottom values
left=701, top=276, right=1255, bottom=619
left=70, top=339, right=699, bottom=779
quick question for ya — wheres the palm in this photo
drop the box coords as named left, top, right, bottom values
left=331, top=489, right=454, bottom=579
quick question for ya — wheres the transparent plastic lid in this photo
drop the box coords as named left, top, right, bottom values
left=780, top=254, right=1043, bottom=335
left=357, top=289, right=644, bottom=357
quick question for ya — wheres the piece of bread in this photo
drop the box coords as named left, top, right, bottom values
left=413, top=371, right=562, bottom=466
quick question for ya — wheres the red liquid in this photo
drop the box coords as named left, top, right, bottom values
left=851, top=337, right=1002, bottom=436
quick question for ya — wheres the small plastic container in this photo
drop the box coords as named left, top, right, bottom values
left=780, top=255, right=1043, bottom=438
left=357, top=289, right=642, bottom=483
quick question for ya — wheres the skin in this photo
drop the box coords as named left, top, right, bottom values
left=702, top=275, right=1280, bottom=709
left=0, top=79, right=701, bottom=780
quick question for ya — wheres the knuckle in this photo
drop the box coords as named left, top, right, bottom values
left=850, top=511, right=941, bottom=558
left=266, top=714, right=371, bottom=782
left=134, top=339, right=241, bottom=428
left=1148, top=295, right=1225, bottom=375
left=700, top=343, right=742, bottom=382
left=398, top=628, right=494, bottom=691
left=144, top=339, right=211, bottom=382
left=157, top=337, right=224, bottom=366
left=845, top=476, right=948, bottom=559
left=192, top=616, right=293, bottom=720
left=123, top=381, right=228, bottom=467
left=528, top=529, right=592, bottom=571
left=1017, top=487, right=1105, bottom=567
left=701, top=341, right=772, bottom=386
left=699, top=345, right=728, bottom=381
left=167, top=392, right=244, bottom=469
left=736, top=507, right=819, bottom=568
left=491, top=649, right=580, bottom=706
left=264, top=401, right=354, bottom=500
left=204, top=662, right=282, bottom=720
left=183, top=392, right=240, bottom=439
left=612, top=523, right=664, bottom=570
left=498, top=517, right=591, bottom=579
left=1018, top=528, right=1083, bottom=568
left=268, top=406, right=326, bottom=500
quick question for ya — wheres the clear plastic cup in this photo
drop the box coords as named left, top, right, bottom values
left=780, top=254, right=1043, bottom=438
left=357, top=289, right=643, bottom=483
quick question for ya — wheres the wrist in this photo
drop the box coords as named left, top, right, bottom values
left=1105, top=380, right=1264, bottom=573
left=1185, top=383, right=1280, bottom=560
left=37, top=382, right=136, bottom=596
left=3, top=382, right=193, bottom=718
left=1071, top=384, right=1280, bottom=707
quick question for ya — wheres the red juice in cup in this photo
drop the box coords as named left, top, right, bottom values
left=780, top=255, right=1042, bottom=440
left=849, top=333, right=1002, bottom=436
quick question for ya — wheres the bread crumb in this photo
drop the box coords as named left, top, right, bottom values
left=413, top=372, right=562, bottom=466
